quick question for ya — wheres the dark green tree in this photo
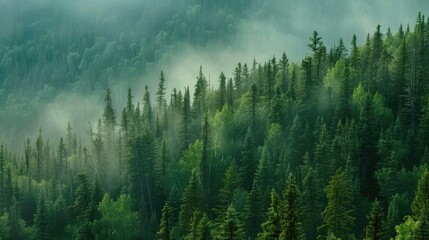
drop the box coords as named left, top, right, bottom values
left=280, top=174, right=305, bottom=240
left=179, top=170, right=204, bottom=232
left=217, top=72, right=227, bottom=110
left=157, top=203, right=172, bottom=240
left=34, top=196, right=52, bottom=240
left=157, top=70, right=167, bottom=111
left=366, top=200, right=386, bottom=240
left=217, top=206, right=245, bottom=240
left=412, top=169, right=429, bottom=219
left=320, top=168, right=355, bottom=240
left=256, top=189, right=281, bottom=240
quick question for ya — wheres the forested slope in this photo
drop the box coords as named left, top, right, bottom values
left=1, top=11, right=429, bottom=240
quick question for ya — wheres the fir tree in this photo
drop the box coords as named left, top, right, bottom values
left=217, top=206, right=245, bottom=240
left=157, top=203, right=172, bottom=240
left=280, top=174, right=305, bottom=240
left=366, top=200, right=386, bottom=240
left=256, top=189, right=281, bottom=240
left=320, top=168, right=355, bottom=240
left=157, top=70, right=167, bottom=111
left=179, top=170, right=204, bottom=232
left=412, top=169, right=429, bottom=219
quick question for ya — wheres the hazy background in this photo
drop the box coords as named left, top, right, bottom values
left=0, top=0, right=428, bottom=151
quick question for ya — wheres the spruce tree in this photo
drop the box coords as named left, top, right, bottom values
left=217, top=206, right=245, bottom=240
left=239, top=128, right=256, bottom=192
left=198, top=213, right=213, bottom=240
left=157, top=70, right=167, bottom=111
left=412, top=169, right=429, bottom=219
left=280, top=174, right=305, bottom=240
left=34, top=196, right=52, bottom=240
left=256, top=189, right=281, bottom=240
left=366, top=200, right=386, bottom=240
left=179, top=170, right=204, bottom=232
left=320, top=168, right=355, bottom=240
left=217, top=72, right=227, bottom=110
left=157, top=203, right=172, bottom=240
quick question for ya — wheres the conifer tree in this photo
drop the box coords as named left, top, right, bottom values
left=412, top=169, right=429, bottom=219
left=157, top=70, right=167, bottom=111
left=157, top=203, right=172, bottom=240
left=280, top=174, right=305, bottom=240
left=73, top=172, right=91, bottom=219
left=217, top=206, right=245, bottom=240
left=227, top=78, right=235, bottom=112
left=180, top=87, right=191, bottom=152
left=301, top=167, right=323, bottom=240
left=34, top=196, right=52, bottom=240
left=200, top=111, right=210, bottom=195
left=179, top=170, right=204, bottom=232
left=234, top=63, right=242, bottom=97
left=366, top=200, right=386, bottom=240
left=198, top=214, right=213, bottom=240
left=320, top=168, right=355, bottom=240
left=280, top=52, right=289, bottom=93
left=193, top=66, right=207, bottom=117
left=215, top=162, right=239, bottom=220
left=239, top=128, right=256, bottom=191
left=217, top=72, right=227, bottom=110
left=256, top=189, right=281, bottom=240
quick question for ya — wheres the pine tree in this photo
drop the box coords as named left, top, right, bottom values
left=280, top=174, right=305, bottom=240
left=34, top=196, right=52, bottom=240
left=198, top=214, right=213, bottom=240
left=73, top=172, right=91, bottom=219
left=157, top=203, right=172, bottom=240
left=185, top=210, right=200, bottom=240
left=103, top=88, right=116, bottom=132
left=239, top=128, right=256, bottom=191
left=215, top=162, right=239, bottom=221
left=412, top=169, right=429, bottom=219
left=234, top=62, right=242, bottom=97
left=143, top=85, right=153, bottom=126
left=227, top=78, right=234, bottom=112
left=217, top=206, right=245, bottom=240
left=314, top=122, right=332, bottom=185
left=217, top=72, right=227, bottom=110
left=179, top=170, right=204, bottom=232
left=200, top=111, right=210, bottom=195
left=280, top=52, right=289, bottom=93
left=157, top=70, right=167, bottom=111
left=180, top=87, right=191, bottom=152
left=301, top=167, right=323, bottom=240
left=366, top=200, right=385, bottom=240
left=193, top=66, right=208, bottom=117
left=320, top=168, right=355, bottom=240
left=256, top=189, right=281, bottom=240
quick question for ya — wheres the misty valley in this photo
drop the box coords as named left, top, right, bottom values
left=1, top=0, right=429, bottom=240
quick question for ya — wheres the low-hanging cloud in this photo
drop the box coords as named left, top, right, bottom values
left=1, top=0, right=428, bottom=152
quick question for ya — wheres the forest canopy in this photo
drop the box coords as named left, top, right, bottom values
left=1, top=1, right=429, bottom=240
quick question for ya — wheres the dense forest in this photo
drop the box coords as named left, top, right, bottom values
left=1, top=2, right=429, bottom=240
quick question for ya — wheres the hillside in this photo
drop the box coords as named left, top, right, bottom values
left=0, top=11, right=429, bottom=239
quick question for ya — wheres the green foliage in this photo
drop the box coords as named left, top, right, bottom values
left=157, top=203, right=172, bottom=240
left=0, top=213, right=11, bottom=240
left=320, top=168, right=355, bottom=240
left=412, top=169, right=429, bottom=218
left=257, top=189, right=281, bottom=240
left=366, top=200, right=386, bottom=240
left=217, top=206, right=245, bottom=240
left=179, top=170, right=204, bottom=233
left=93, top=194, right=141, bottom=240
left=280, top=174, right=305, bottom=240
left=2, top=11, right=429, bottom=240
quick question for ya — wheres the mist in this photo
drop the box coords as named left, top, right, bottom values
left=1, top=0, right=428, bottom=152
